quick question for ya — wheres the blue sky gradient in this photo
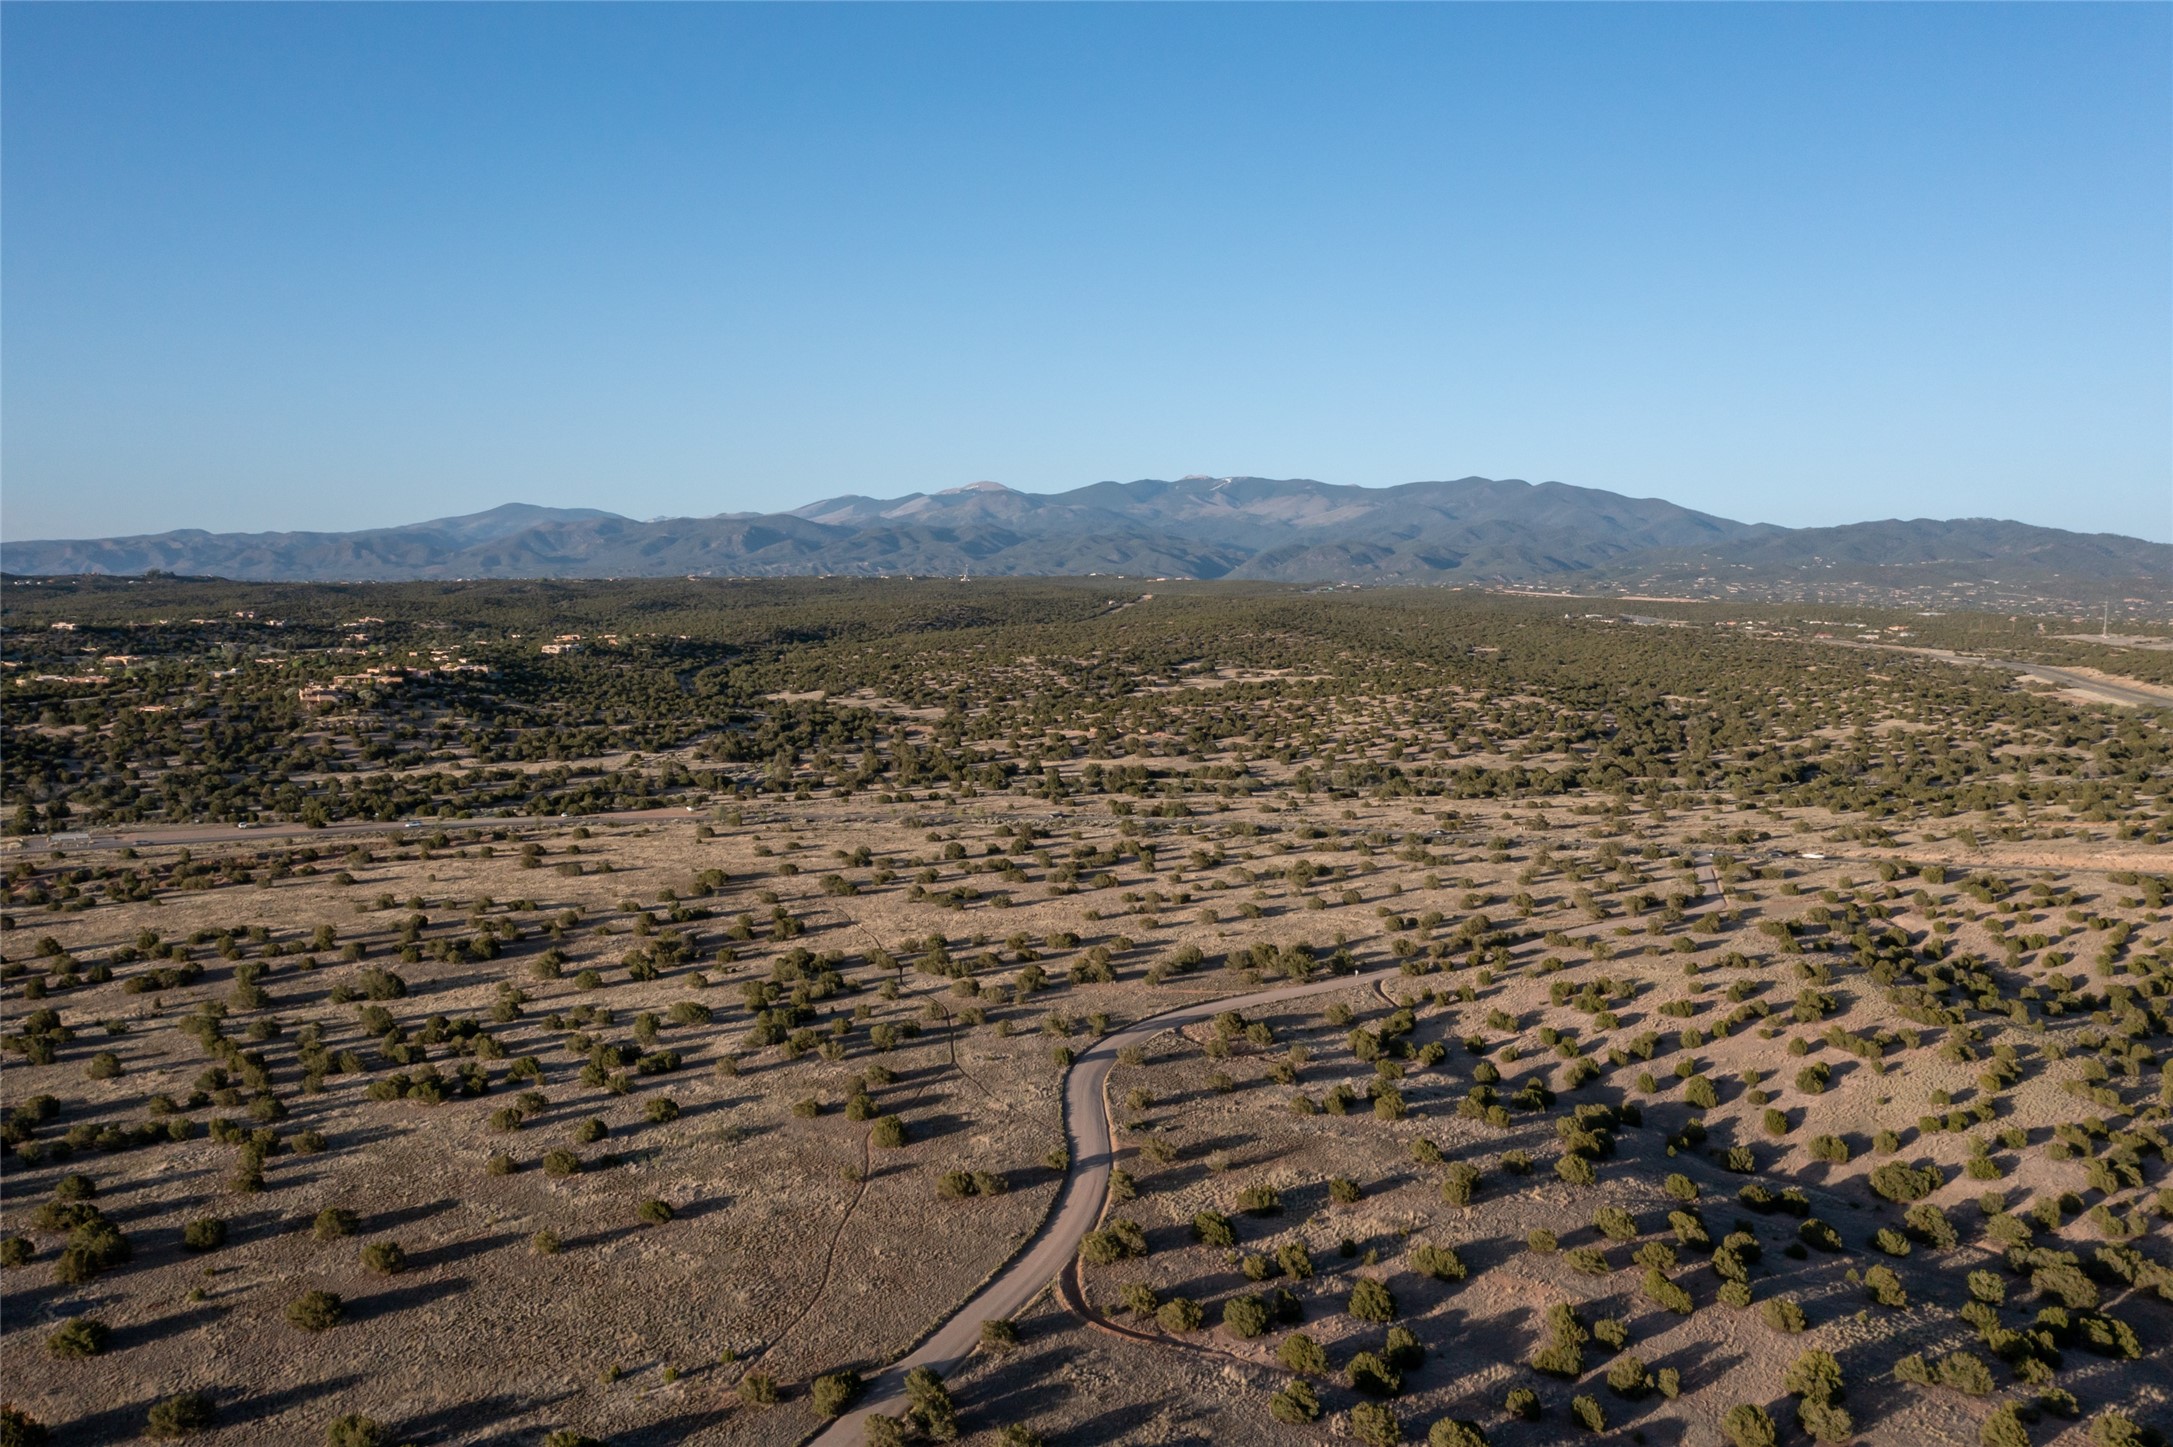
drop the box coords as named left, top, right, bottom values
left=4, top=3, right=2167, bottom=541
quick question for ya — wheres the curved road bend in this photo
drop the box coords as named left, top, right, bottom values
left=806, top=963, right=1409, bottom=1446
left=809, top=861, right=1743, bottom=1443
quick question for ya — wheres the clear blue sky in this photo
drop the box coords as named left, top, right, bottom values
left=4, top=3, right=2167, bottom=542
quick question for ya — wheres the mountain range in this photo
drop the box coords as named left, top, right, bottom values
left=4, top=476, right=2166, bottom=597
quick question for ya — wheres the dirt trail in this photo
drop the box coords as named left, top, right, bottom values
left=803, top=962, right=1412, bottom=1445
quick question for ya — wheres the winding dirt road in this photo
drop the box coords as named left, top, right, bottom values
left=806, top=857, right=1746, bottom=1443
left=805, top=962, right=1409, bottom=1445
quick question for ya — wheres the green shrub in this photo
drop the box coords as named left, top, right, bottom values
left=46, top=1316, right=110, bottom=1359
left=145, top=1392, right=215, bottom=1439
left=898, top=1366, right=956, bottom=1441
left=0, top=1238, right=32, bottom=1269
left=736, top=1371, right=777, bottom=1405
left=1904, top=1202, right=1957, bottom=1248
left=1809, top=1134, right=1850, bottom=1164
left=1761, top=1296, right=1807, bottom=1333
left=1799, top=1400, right=1855, bottom=1445
left=1530, top=1303, right=1588, bottom=1378
left=1349, top=1350, right=1402, bottom=1396
left=0, top=1404, right=51, bottom=1447
left=1555, top=1153, right=1596, bottom=1186
left=313, top=1207, right=359, bottom=1241
left=1349, top=1277, right=1397, bottom=1322
left=1156, top=1297, right=1203, bottom=1333
left=1350, top=1401, right=1401, bottom=1447
left=1428, top=1420, right=1487, bottom=1447
left=637, top=1199, right=673, bottom=1225
left=1276, top=1240, right=1315, bottom=1279
left=1980, top=1405, right=2030, bottom=1447
left=2088, top=1410, right=2145, bottom=1447
left=544, top=1149, right=582, bottom=1176
left=1783, top=1349, right=1843, bottom=1403
left=1571, top=1395, right=1606, bottom=1432
left=1606, top=1354, right=1650, bottom=1398
left=871, top=1115, right=908, bottom=1148
left=1722, top=1403, right=1777, bottom=1447
left=1222, top=1295, right=1270, bottom=1338
left=1935, top=1351, right=1995, bottom=1396
left=360, top=1241, right=406, bottom=1275
left=1408, top=1241, right=1466, bottom=1281
left=1269, top=1380, right=1321, bottom=1424
left=808, top=1369, right=861, bottom=1418
left=1869, top=1161, right=1942, bottom=1203
left=285, top=1290, right=344, bottom=1332
left=55, top=1219, right=130, bottom=1284
left=1277, top=1331, right=1328, bottom=1374
left=1192, top=1210, right=1235, bottom=1247
left=182, top=1218, right=227, bottom=1252
left=1642, top=1268, right=1693, bottom=1314
left=326, top=1417, right=390, bottom=1447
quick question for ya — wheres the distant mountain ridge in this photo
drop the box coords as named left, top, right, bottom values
left=4, top=477, right=2166, bottom=596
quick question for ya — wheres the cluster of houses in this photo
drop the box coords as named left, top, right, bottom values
left=296, top=655, right=491, bottom=708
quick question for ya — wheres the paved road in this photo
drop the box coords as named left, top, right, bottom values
left=1995, top=659, right=2172, bottom=710
left=1825, top=639, right=2172, bottom=710
left=806, top=962, right=1409, bottom=1446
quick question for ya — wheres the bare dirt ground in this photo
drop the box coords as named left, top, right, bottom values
left=3, top=785, right=2167, bottom=1447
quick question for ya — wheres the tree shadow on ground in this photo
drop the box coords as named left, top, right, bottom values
left=369, top=1196, right=460, bottom=1234
left=563, top=1222, right=642, bottom=1253
left=109, top=1300, right=231, bottom=1351
left=903, top=1110, right=971, bottom=1142
left=394, top=1389, right=573, bottom=1444
left=223, top=1375, right=372, bottom=1430
left=348, top=1274, right=470, bottom=1323
left=406, top=1229, right=523, bottom=1273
